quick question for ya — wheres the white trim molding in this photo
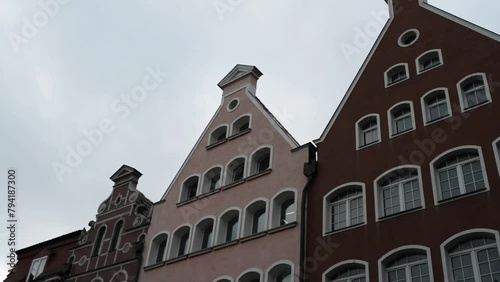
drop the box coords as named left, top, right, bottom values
left=415, top=49, right=443, bottom=74
left=378, top=245, right=434, bottom=282
left=456, top=72, right=492, bottom=112
left=355, top=113, right=382, bottom=150
left=322, top=259, right=369, bottom=282
left=420, top=87, right=452, bottom=126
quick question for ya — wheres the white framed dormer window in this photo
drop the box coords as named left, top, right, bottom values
left=441, top=229, right=500, bottom=282
left=267, top=261, right=294, bottom=282
left=216, top=208, right=240, bottom=244
left=421, top=88, right=452, bottom=125
left=416, top=49, right=443, bottom=74
left=374, top=166, right=424, bottom=220
left=231, top=114, right=251, bottom=136
left=379, top=246, right=433, bottom=282
left=457, top=73, right=492, bottom=112
left=388, top=102, right=416, bottom=137
left=249, top=146, right=272, bottom=176
left=26, top=256, right=48, bottom=282
left=323, top=183, right=366, bottom=235
left=209, top=125, right=228, bottom=145
left=242, top=199, right=267, bottom=237
left=430, top=146, right=489, bottom=205
left=322, top=260, right=369, bottom=282
left=356, top=114, right=381, bottom=150
left=201, top=166, right=223, bottom=194
left=191, top=217, right=215, bottom=252
left=179, top=175, right=199, bottom=202
left=270, top=189, right=297, bottom=228
left=224, top=157, right=246, bottom=185
left=385, top=63, right=409, bottom=87
left=493, top=137, right=500, bottom=177
left=147, top=233, right=168, bottom=265
left=168, top=225, right=191, bottom=259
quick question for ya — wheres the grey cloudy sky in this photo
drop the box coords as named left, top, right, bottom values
left=0, top=0, right=498, bottom=278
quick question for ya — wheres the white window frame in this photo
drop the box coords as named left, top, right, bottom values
left=493, top=137, right=500, bottom=177
left=270, top=189, right=298, bottom=229
left=374, top=165, right=425, bottom=221
left=167, top=224, right=191, bottom=259
left=242, top=198, right=268, bottom=237
left=201, top=165, right=224, bottom=194
left=356, top=114, right=381, bottom=150
left=191, top=216, right=216, bottom=252
left=266, top=260, right=295, bottom=282
left=420, top=87, right=452, bottom=126
left=248, top=145, right=273, bottom=176
left=322, top=260, right=369, bottom=282
left=26, top=256, right=48, bottom=282
left=416, top=49, right=443, bottom=74
left=440, top=228, right=500, bottom=282
left=223, top=156, right=247, bottom=186
left=146, top=231, right=169, bottom=266
left=378, top=245, right=434, bottom=282
left=323, top=183, right=367, bottom=236
left=230, top=114, right=252, bottom=136
left=384, top=63, right=410, bottom=88
left=236, top=268, right=263, bottom=282
left=429, top=146, right=490, bottom=206
left=387, top=101, right=416, bottom=138
left=208, top=124, right=229, bottom=145
left=398, top=28, right=420, bottom=48
left=215, top=207, right=241, bottom=245
left=456, top=73, right=492, bottom=112
left=178, top=174, right=201, bottom=203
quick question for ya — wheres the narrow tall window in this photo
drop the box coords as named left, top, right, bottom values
left=178, top=233, right=189, bottom=256
left=156, top=240, right=166, bottom=263
left=226, top=217, right=239, bottom=242
left=192, top=218, right=215, bottom=252
left=169, top=226, right=190, bottom=259
left=201, top=225, right=213, bottom=249
left=147, top=233, right=167, bottom=265
left=252, top=208, right=266, bottom=234
left=109, top=220, right=123, bottom=252
left=93, top=226, right=106, bottom=257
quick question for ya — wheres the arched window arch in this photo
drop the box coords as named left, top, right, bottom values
left=374, top=166, right=424, bottom=220
left=323, top=260, right=368, bottom=282
left=270, top=189, right=297, bottom=229
left=147, top=233, right=168, bottom=265
left=179, top=175, right=200, bottom=202
left=456, top=73, right=492, bottom=112
left=387, top=101, right=415, bottom=137
left=168, top=225, right=191, bottom=259
left=109, top=220, right=124, bottom=252
left=209, top=125, right=229, bottom=145
left=237, top=269, right=262, bottom=282
left=224, top=157, right=247, bottom=185
left=441, top=229, right=500, bottom=282
left=356, top=114, right=381, bottom=149
left=430, top=146, right=489, bottom=205
left=249, top=146, right=272, bottom=176
left=378, top=246, right=433, bottom=282
left=231, top=114, right=251, bottom=136
left=415, top=49, right=443, bottom=74
left=216, top=208, right=241, bottom=244
left=213, top=277, right=234, bottom=282
left=267, top=261, right=294, bottom=282
left=420, top=87, right=452, bottom=125
left=384, top=63, right=409, bottom=87
left=92, top=226, right=106, bottom=257
left=242, top=199, right=268, bottom=237
left=192, top=216, right=215, bottom=252
left=202, top=166, right=223, bottom=194
left=324, top=183, right=366, bottom=234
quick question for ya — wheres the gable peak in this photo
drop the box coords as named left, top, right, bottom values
left=217, top=64, right=263, bottom=92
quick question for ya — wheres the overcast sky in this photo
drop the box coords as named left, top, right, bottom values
left=0, top=0, right=498, bottom=278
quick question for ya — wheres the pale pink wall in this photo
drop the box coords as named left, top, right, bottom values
left=141, top=74, right=309, bottom=281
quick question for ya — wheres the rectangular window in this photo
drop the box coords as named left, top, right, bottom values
left=27, top=257, right=47, bottom=282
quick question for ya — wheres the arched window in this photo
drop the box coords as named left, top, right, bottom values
left=225, top=157, right=246, bottom=185
left=249, top=147, right=272, bottom=175
left=457, top=73, right=492, bottom=112
left=385, top=63, right=409, bottom=87
left=169, top=226, right=191, bottom=259
left=267, top=262, right=293, bottom=282
left=379, top=247, right=432, bottom=282
left=375, top=167, right=423, bottom=220
left=388, top=102, right=415, bottom=137
left=323, top=260, right=368, bottom=282
left=217, top=209, right=240, bottom=244
left=325, top=184, right=365, bottom=233
left=231, top=115, right=251, bottom=136
left=192, top=217, right=215, bottom=252
left=202, top=166, right=223, bottom=194
left=92, top=226, right=106, bottom=257
left=356, top=114, right=381, bottom=149
left=209, top=125, right=228, bottom=145
left=416, top=49, right=443, bottom=74
left=109, top=220, right=124, bottom=252
left=442, top=230, right=500, bottom=282
left=243, top=200, right=267, bottom=237
left=180, top=175, right=199, bottom=202
left=271, top=190, right=297, bottom=228
left=147, top=233, right=168, bottom=265
left=421, top=88, right=451, bottom=124
left=237, top=270, right=262, bottom=282
left=430, top=147, right=488, bottom=204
